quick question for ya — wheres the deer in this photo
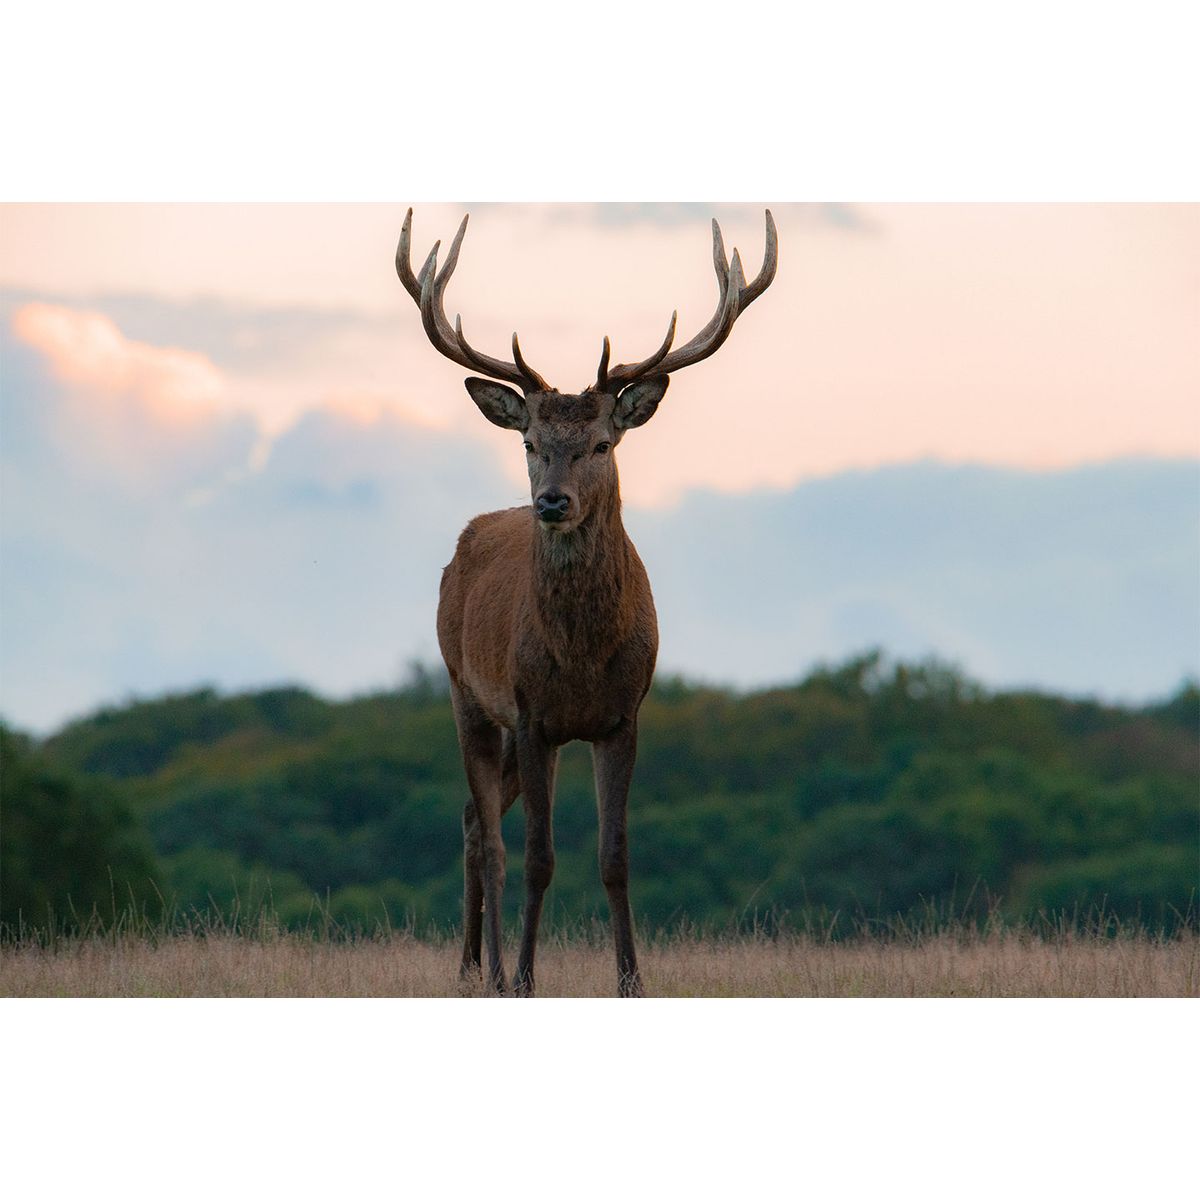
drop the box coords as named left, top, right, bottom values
left=395, top=207, right=778, bottom=996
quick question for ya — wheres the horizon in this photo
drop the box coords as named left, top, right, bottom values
left=18, top=637, right=1198, bottom=744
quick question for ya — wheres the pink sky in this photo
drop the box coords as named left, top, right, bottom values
left=3, top=203, right=1197, bottom=506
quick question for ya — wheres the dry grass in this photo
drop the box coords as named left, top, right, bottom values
left=3, top=927, right=1196, bottom=997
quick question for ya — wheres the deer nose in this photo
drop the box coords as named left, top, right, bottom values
left=535, top=491, right=570, bottom=522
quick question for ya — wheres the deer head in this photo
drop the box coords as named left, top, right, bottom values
left=395, top=208, right=778, bottom=531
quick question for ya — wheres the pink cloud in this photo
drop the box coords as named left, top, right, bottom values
left=12, top=302, right=228, bottom=425
left=6, top=206, right=1198, bottom=510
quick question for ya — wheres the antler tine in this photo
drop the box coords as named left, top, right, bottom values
left=738, top=208, right=778, bottom=311
left=398, top=209, right=549, bottom=393
left=669, top=217, right=736, bottom=357
left=395, top=208, right=422, bottom=302
left=450, top=315, right=549, bottom=393
left=604, top=209, right=776, bottom=388
left=453, top=313, right=500, bottom=375
left=669, top=250, right=744, bottom=364
left=594, top=336, right=612, bottom=392
left=712, top=218, right=730, bottom=291
left=423, top=216, right=480, bottom=361
left=432, top=214, right=469, bottom=304
left=418, top=243, right=454, bottom=358
left=602, top=311, right=678, bottom=391
left=415, top=228, right=463, bottom=352
left=512, top=332, right=550, bottom=394
left=420, top=247, right=512, bottom=385
left=418, top=241, right=440, bottom=292
left=729, top=248, right=747, bottom=294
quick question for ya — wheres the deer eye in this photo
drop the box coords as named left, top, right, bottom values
left=594, top=441, right=611, bottom=455
left=523, top=441, right=534, bottom=453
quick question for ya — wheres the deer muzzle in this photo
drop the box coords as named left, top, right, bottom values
left=535, top=491, right=571, bottom=524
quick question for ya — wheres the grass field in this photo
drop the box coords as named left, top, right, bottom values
left=3, top=921, right=1196, bottom=997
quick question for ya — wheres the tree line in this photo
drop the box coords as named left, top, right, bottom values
left=2, top=653, right=1196, bottom=935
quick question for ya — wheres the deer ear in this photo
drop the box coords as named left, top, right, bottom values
left=464, top=378, right=528, bottom=431
left=613, top=375, right=669, bottom=430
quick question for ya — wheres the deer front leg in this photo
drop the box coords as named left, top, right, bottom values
left=513, top=721, right=558, bottom=997
left=451, top=685, right=509, bottom=994
left=592, top=718, right=643, bottom=998
left=464, top=776, right=506, bottom=993
left=460, top=733, right=522, bottom=982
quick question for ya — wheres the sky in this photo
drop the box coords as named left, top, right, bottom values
left=1, top=203, right=1198, bottom=730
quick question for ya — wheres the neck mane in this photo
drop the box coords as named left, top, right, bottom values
left=530, top=476, right=631, bottom=665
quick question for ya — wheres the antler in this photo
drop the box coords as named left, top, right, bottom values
left=595, top=209, right=778, bottom=393
left=396, top=209, right=550, bottom=394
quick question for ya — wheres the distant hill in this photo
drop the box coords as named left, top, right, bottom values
left=6, top=656, right=1195, bottom=935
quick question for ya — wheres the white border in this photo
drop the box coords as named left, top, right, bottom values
left=3, top=1, right=1199, bottom=200
left=3, top=3, right=1197, bottom=1194
left=2, top=1000, right=1196, bottom=1197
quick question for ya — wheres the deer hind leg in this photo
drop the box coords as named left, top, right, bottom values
left=593, top=718, right=644, bottom=998
left=513, top=722, right=558, bottom=997
left=450, top=683, right=511, bottom=994
left=461, top=732, right=521, bottom=981
left=460, top=801, right=484, bottom=980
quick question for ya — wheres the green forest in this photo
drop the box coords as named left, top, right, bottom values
left=2, top=654, right=1196, bottom=936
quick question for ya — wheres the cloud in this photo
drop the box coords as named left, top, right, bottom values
left=12, top=302, right=230, bottom=425
left=0, top=322, right=519, bottom=731
left=1, top=289, right=398, bottom=375
left=3, top=314, right=1196, bottom=733
left=1, top=288, right=488, bottom=445
left=627, top=459, right=1200, bottom=701
left=7, top=206, right=1196, bottom=508
left=3, top=319, right=259, bottom=509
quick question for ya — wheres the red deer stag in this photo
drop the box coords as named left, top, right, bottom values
left=395, top=208, right=778, bottom=996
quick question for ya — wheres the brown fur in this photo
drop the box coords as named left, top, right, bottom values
left=438, top=381, right=666, bottom=996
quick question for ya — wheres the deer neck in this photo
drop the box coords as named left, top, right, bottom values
left=530, top=478, right=630, bottom=663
